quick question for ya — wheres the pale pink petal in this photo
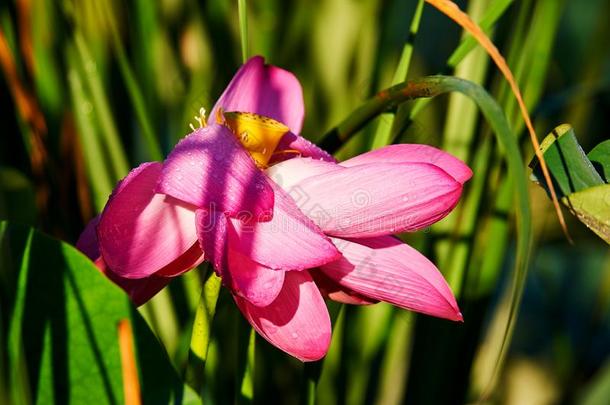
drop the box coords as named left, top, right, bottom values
left=266, top=157, right=341, bottom=191
left=269, top=132, right=336, bottom=164
left=228, top=250, right=286, bottom=307
left=320, top=236, right=462, bottom=321
left=98, top=162, right=200, bottom=279
left=293, top=162, right=463, bottom=237
left=341, top=144, right=472, bottom=184
left=234, top=270, right=331, bottom=361
left=228, top=180, right=341, bottom=271
left=157, top=125, right=274, bottom=221
left=311, top=270, right=378, bottom=305
left=210, top=56, right=304, bottom=134
left=77, top=216, right=172, bottom=306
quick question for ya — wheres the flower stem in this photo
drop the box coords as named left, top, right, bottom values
left=238, top=0, right=249, bottom=63
left=185, top=267, right=222, bottom=396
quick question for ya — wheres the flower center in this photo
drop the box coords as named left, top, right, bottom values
left=217, top=109, right=289, bottom=168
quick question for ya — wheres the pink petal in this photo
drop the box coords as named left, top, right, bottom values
left=77, top=216, right=172, bottom=306
left=228, top=180, right=341, bottom=271
left=96, top=258, right=171, bottom=307
left=157, top=125, right=274, bottom=221
left=293, top=162, right=463, bottom=237
left=341, top=144, right=472, bottom=184
left=269, top=132, right=336, bottom=164
left=210, top=56, right=305, bottom=134
left=228, top=250, right=286, bottom=307
left=98, top=162, right=201, bottom=279
left=195, top=209, right=230, bottom=276
left=234, top=270, right=331, bottom=361
left=311, top=270, right=378, bottom=305
left=266, top=157, right=341, bottom=191
left=77, top=215, right=101, bottom=260
left=195, top=209, right=286, bottom=306
left=320, top=236, right=462, bottom=321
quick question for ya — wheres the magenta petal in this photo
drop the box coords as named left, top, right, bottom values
left=228, top=181, right=341, bottom=271
left=341, top=144, right=472, bottom=184
left=311, top=270, right=378, bottom=305
left=234, top=270, right=331, bottom=361
left=77, top=215, right=101, bottom=260
left=228, top=250, right=286, bottom=307
left=293, top=162, right=463, bottom=237
left=98, top=162, right=199, bottom=279
left=210, top=56, right=305, bottom=134
left=96, top=258, right=172, bottom=307
left=321, top=236, right=462, bottom=321
left=157, top=125, right=274, bottom=221
left=269, top=132, right=336, bottom=164
left=77, top=216, right=171, bottom=306
left=195, top=209, right=229, bottom=276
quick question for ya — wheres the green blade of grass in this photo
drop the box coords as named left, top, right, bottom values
left=74, top=32, right=129, bottom=179
left=238, top=0, right=249, bottom=63
left=93, top=0, right=163, bottom=162
left=371, top=0, right=424, bottom=149
left=66, top=60, right=114, bottom=211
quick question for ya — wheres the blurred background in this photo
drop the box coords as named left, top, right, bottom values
left=1, top=0, right=609, bottom=404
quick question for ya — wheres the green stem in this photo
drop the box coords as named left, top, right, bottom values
left=185, top=268, right=222, bottom=396
left=300, top=301, right=343, bottom=405
left=237, top=325, right=255, bottom=404
left=238, top=0, right=249, bottom=63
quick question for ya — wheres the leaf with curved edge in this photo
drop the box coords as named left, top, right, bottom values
left=563, top=185, right=610, bottom=245
left=530, top=124, right=604, bottom=198
left=588, top=139, right=610, bottom=183
left=0, top=221, right=200, bottom=405
left=425, top=0, right=568, bottom=239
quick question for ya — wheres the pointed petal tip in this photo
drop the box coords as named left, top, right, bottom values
left=234, top=271, right=331, bottom=361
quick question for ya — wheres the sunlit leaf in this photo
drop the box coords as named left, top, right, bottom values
left=588, top=139, right=610, bottom=183
left=563, top=184, right=610, bottom=245
left=0, top=221, right=200, bottom=405
left=530, top=124, right=604, bottom=198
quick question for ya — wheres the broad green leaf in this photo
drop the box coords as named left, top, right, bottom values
left=588, top=139, right=610, bottom=183
left=562, top=184, right=610, bottom=245
left=0, top=222, right=200, bottom=405
left=530, top=124, right=604, bottom=198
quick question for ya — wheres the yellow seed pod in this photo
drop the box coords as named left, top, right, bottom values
left=219, top=110, right=289, bottom=168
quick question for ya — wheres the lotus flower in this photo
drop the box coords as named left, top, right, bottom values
left=77, top=56, right=471, bottom=361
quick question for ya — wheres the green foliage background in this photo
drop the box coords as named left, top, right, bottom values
left=1, top=0, right=609, bottom=404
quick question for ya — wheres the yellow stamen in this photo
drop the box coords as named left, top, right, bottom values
left=218, top=108, right=290, bottom=168
left=190, top=107, right=207, bottom=132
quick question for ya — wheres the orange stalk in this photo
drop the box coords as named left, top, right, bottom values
left=118, top=320, right=142, bottom=405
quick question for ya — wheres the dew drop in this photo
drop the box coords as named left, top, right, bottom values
left=291, top=332, right=298, bottom=339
